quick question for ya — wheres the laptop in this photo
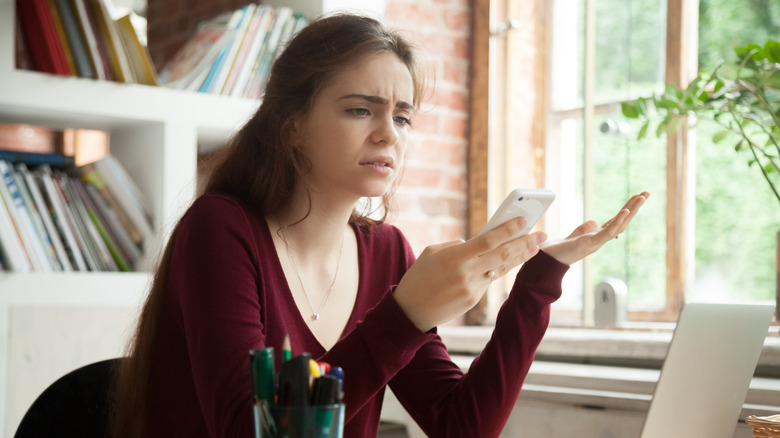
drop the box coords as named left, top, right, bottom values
left=640, top=302, right=775, bottom=438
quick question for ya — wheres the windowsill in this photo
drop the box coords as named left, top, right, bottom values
left=439, top=324, right=780, bottom=369
left=440, top=324, right=780, bottom=418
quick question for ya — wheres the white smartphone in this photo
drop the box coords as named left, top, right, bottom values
left=479, top=188, right=556, bottom=237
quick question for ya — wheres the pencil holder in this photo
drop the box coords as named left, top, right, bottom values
left=255, top=402, right=344, bottom=438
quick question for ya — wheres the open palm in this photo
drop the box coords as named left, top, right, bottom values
left=541, top=192, right=649, bottom=266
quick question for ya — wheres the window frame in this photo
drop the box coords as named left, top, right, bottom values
left=468, top=0, right=710, bottom=324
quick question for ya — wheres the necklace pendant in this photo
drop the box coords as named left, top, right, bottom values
left=313, top=313, right=320, bottom=321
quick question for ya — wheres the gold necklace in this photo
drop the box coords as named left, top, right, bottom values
left=280, top=226, right=345, bottom=321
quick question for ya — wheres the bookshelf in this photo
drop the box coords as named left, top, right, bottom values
left=0, top=0, right=388, bottom=435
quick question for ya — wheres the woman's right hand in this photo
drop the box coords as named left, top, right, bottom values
left=393, top=217, right=548, bottom=332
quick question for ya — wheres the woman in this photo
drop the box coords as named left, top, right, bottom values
left=111, top=13, right=648, bottom=437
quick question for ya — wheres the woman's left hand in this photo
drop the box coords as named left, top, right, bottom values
left=541, top=192, right=650, bottom=266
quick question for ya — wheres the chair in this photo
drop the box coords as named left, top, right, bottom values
left=14, top=358, right=122, bottom=438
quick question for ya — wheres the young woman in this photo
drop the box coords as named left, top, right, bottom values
left=111, top=13, right=648, bottom=438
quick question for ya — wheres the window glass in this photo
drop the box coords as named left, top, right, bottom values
left=693, top=0, right=779, bottom=304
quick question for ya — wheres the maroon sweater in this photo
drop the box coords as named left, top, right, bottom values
left=144, top=193, right=568, bottom=437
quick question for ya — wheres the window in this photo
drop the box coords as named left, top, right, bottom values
left=483, top=0, right=779, bottom=324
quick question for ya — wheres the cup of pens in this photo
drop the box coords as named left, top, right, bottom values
left=251, top=346, right=345, bottom=438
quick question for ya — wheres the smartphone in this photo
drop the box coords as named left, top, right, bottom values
left=479, top=188, right=556, bottom=237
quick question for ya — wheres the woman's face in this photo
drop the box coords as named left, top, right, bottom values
left=292, top=52, right=415, bottom=201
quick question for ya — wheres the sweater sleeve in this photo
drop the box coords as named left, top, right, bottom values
left=167, top=196, right=263, bottom=438
left=388, top=250, right=569, bottom=438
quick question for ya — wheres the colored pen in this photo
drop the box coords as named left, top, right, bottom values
left=282, top=334, right=292, bottom=362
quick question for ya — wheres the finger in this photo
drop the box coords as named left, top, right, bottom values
left=457, top=216, right=528, bottom=257
left=565, top=220, right=599, bottom=239
left=472, top=231, right=547, bottom=281
left=600, top=192, right=649, bottom=232
left=612, top=193, right=648, bottom=235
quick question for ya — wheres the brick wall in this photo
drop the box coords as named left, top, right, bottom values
left=147, top=0, right=472, bottom=255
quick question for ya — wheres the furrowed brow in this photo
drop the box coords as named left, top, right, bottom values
left=339, top=94, right=414, bottom=111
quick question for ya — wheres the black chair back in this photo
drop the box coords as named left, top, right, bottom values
left=14, top=358, right=121, bottom=438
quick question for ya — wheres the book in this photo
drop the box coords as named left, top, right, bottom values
left=17, top=163, right=73, bottom=271
left=0, top=175, right=31, bottom=272
left=16, top=0, right=71, bottom=76
left=0, top=123, right=109, bottom=166
left=208, top=4, right=255, bottom=94
left=198, top=9, right=245, bottom=93
left=159, top=11, right=236, bottom=90
left=91, top=156, right=153, bottom=245
left=10, top=163, right=62, bottom=270
left=115, top=13, right=158, bottom=86
left=245, top=8, right=295, bottom=99
left=219, top=4, right=260, bottom=96
left=0, top=161, right=51, bottom=271
left=54, top=0, right=96, bottom=78
left=0, top=150, right=76, bottom=168
left=60, top=127, right=109, bottom=166
left=229, top=6, right=275, bottom=98
left=79, top=163, right=143, bottom=246
left=0, top=124, right=59, bottom=154
left=36, top=165, right=88, bottom=270
left=51, top=172, right=100, bottom=270
left=70, top=0, right=108, bottom=80
left=47, top=0, right=78, bottom=75
left=87, top=0, right=135, bottom=83
left=73, top=180, right=128, bottom=270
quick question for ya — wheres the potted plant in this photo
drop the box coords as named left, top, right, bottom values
left=621, top=39, right=779, bottom=204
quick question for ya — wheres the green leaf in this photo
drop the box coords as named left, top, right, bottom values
left=765, top=162, right=777, bottom=174
left=621, top=101, right=640, bottom=119
left=735, top=140, right=745, bottom=152
left=712, top=130, right=730, bottom=143
left=637, top=98, right=648, bottom=117
left=763, top=40, right=780, bottom=63
left=656, top=99, right=680, bottom=110
left=655, top=119, right=668, bottom=138
left=637, top=120, right=650, bottom=140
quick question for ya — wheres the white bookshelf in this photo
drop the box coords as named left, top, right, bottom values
left=0, top=0, right=386, bottom=434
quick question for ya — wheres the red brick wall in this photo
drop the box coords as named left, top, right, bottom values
left=147, top=1, right=472, bottom=255
left=384, top=0, right=471, bottom=254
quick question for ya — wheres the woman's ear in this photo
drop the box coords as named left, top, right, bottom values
left=288, top=115, right=303, bottom=147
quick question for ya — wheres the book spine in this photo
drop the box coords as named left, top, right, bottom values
left=51, top=172, right=99, bottom=270
left=83, top=183, right=141, bottom=264
left=18, top=163, right=73, bottom=271
left=11, top=164, right=62, bottom=270
left=199, top=9, right=244, bottom=93
left=16, top=0, right=71, bottom=75
left=0, top=150, right=76, bottom=167
left=70, top=0, right=105, bottom=80
left=0, top=161, right=49, bottom=271
left=0, top=175, right=32, bottom=272
left=54, top=0, right=96, bottom=78
left=230, top=6, right=274, bottom=98
left=38, top=165, right=88, bottom=270
left=47, top=0, right=78, bottom=75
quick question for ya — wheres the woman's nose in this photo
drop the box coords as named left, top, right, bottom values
left=371, top=116, right=400, bottom=145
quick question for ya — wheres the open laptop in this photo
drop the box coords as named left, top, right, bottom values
left=640, top=302, right=775, bottom=438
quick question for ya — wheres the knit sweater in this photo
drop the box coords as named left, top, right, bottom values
left=144, top=193, right=568, bottom=437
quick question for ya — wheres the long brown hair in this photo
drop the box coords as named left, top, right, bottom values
left=110, top=13, right=426, bottom=437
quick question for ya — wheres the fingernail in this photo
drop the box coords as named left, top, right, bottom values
left=536, top=232, right=548, bottom=244
left=517, top=217, right=528, bottom=227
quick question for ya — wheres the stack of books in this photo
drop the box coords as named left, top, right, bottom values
left=0, top=123, right=155, bottom=273
left=158, top=4, right=308, bottom=99
left=16, top=0, right=158, bottom=85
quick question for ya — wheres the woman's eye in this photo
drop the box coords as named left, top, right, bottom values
left=394, top=116, right=411, bottom=126
left=349, top=108, right=370, bottom=117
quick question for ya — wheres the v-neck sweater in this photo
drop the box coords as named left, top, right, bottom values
left=144, top=193, right=568, bottom=437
